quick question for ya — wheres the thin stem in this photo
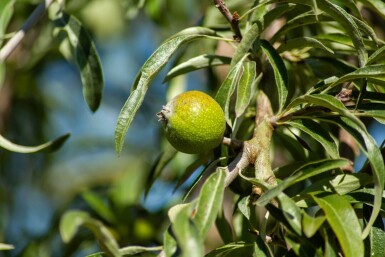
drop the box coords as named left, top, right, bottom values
left=222, top=137, right=243, bottom=150
left=0, top=0, right=55, bottom=62
left=213, top=0, right=243, bottom=41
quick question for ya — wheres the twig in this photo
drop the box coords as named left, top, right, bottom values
left=0, top=0, right=55, bottom=62
left=213, top=0, right=243, bottom=41
left=222, top=137, right=243, bottom=150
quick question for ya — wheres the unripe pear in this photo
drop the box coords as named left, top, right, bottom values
left=157, top=91, right=226, bottom=154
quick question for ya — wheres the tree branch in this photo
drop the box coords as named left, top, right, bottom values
left=0, top=0, right=55, bottom=62
left=213, top=0, right=242, bottom=41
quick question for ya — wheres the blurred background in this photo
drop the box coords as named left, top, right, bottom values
left=0, top=0, right=219, bottom=256
left=1, top=0, right=385, bottom=256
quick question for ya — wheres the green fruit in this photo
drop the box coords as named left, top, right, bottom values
left=157, top=90, right=226, bottom=154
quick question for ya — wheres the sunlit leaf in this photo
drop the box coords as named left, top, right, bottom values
left=115, top=27, right=218, bottom=154
left=194, top=170, right=225, bottom=238
left=326, top=64, right=385, bottom=91
left=235, top=61, right=259, bottom=118
left=0, top=0, right=15, bottom=47
left=0, top=133, right=70, bottom=153
left=60, top=210, right=121, bottom=257
left=119, top=245, right=162, bottom=256
left=53, top=12, right=104, bottom=112
left=301, top=210, right=325, bottom=238
left=230, top=23, right=259, bottom=68
left=170, top=203, right=204, bottom=257
left=205, top=242, right=255, bottom=257
left=257, top=159, right=349, bottom=206
left=0, top=243, right=14, bottom=251
left=260, top=39, right=288, bottom=113
left=215, top=54, right=248, bottom=127
left=277, top=194, right=302, bottom=235
left=330, top=173, right=372, bottom=195
left=358, top=0, right=385, bottom=19
left=164, top=54, right=231, bottom=82
left=313, top=193, right=364, bottom=257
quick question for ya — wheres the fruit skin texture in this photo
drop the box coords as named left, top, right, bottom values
left=157, top=91, right=226, bottom=154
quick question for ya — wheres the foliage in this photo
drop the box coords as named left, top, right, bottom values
left=1, top=0, right=385, bottom=257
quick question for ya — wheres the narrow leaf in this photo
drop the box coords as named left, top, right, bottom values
left=164, top=54, right=231, bottom=82
left=230, top=23, right=259, bottom=68
left=284, top=119, right=339, bottom=158
left=301, top=210, right=326, bottom=238
left=171, top=203, right=204, bottom=257
left=277, top=37, right=334, bottom=54
left=235, top=61, right=258, bottom=117
left=53, top=12, right=104, bottom=112
left=327, top=64, right=385, bottom=90
left=316, top=116, right=384, bottom=238
left=0, top=133, right=70, bottom=153
left=0, top=243, right=14, bottom=251
left=277, top=194, right=302, bottom=235
left=60, top=210, right=121, bottom=257
left=215, top=54, right=248, bottom=127
left=260, top=39, right=288, bottom=113
left=257, top=159, right=349, bottom=206
left=119, top=246, right=162, bottom=255
left=115, top=27, right=218, bottom=154
left=193, top=170, right=226, bottom=238
left=313, top=194, right=364, bottom=257
left=358, top=0, right=385, bottom=19
left=0, top=0, right=15, bottom=47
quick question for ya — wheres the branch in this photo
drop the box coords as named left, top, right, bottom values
left=223, top=151, right=249, bottom=187
left=0, top=0, right=55, bottom=62
left=213, top=0, right=242, bottom=41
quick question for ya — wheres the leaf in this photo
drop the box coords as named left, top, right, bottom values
left=0, top=243, right=14, bottom=251
left=193, top=170, right=226, bottom=238
left=301, top=210, right=326, bottom=238
left=215, top=54, right=248, bottom=127
left=284, top=119, right=339, bottom=158
left=60, top=210, right=121, bottom=257
left=274, top=0, right=368, bottom=66
left=358, top=0, right=385, bottom=19
left=230, top=23, right=259, bottom=68
left=0, top=0, right=15, bottom=47
left=277, top=194, right=302, bottom=235
left=164, top=54, right=231, bottom=82
left=257, top=159, right=349, bottom=206
left=277, top=37, right=334, bottom=54
left=313, top=193, right=364, bottom=257
left=53, top=12, right=104, bottom=112
left=119, top=245, right=162, bottom=256
left=260, top=39, right=288, bottom=113
left=170, top=203, right=204, bottom=257
left=238, top=196, right=251, bottom=220
left=235, top=61, right=259, bottom=118
left=326, top=64, right=385, bottom=91
left=205, top=242, right=255, bottom=257
left=313, top=114, right=384, bottom=238
left=329, top=173, right=372, bottom=195
left=115, top=27, right=218, bottom=154
left=367, top=45, right=385, bottom=65
left=0, top=133, right=70, bottom=153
